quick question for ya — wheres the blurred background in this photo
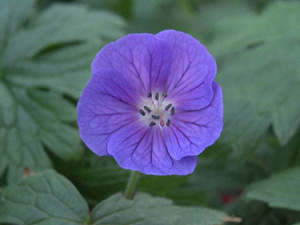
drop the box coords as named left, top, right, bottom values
left=0, top=0, right=299, bottom=224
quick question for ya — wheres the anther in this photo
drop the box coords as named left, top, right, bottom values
left=155, top=92, right=159, bottom=100
left=171, top=107, right=175, bottom=116
left=166, top=119, right=171, bottom=126
left=144, top=106, right=151, bottom=113
left=165, top=104, right=172, bottom=110
left=152, top=115, right=160, bottom=120
left=162, top=92, right=167, bottom=98
left=147, top=92, right=152, bottom=98
left=139, top=109, right=146, bottom=116
left=149, top=121, right=156, bottom=127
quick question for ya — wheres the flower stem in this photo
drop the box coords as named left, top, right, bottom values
left=124, top=170, right=140, bottom=199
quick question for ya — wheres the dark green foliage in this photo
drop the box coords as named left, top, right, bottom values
left=246, top=167, right=300, bottom=211
left=0, top=170, right=233, bottom=225
left=0, top=0, right=125, bottom=183
left=0, top=0, right=299, bottom=224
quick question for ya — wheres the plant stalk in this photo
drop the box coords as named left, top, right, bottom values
left=124, top=170, right=140, bottom=199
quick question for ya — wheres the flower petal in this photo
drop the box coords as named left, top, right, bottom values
left=92, top=33, right=173, bottom=96
left=107, top=122, right=197, bottom=175
left=163, top=82, right=223, bottom=160
left=156, top=30, right=216, bottom=110
left=77, top=68, right=139, bottom=156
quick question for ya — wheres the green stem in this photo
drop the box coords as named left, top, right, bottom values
left=124, top=170, right=140, bottom=199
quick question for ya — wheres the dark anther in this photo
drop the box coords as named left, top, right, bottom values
left=149, top=121, right=156, bottom=127
left=147, top=92, right=152, bottom=98
left=165, top=103, right=172, bottom=110
left=152, top=115, right=160, bottom=120
left=139, top=109, right=146, bottom=116
left=144, top=106, right=151, bottom=113
left=155, top=92, right=159, bottom=100
left=171, top=107, right=175, bottom=116
left=166, top=119, right=171, bottom=126
left=162, top=92, right=167, bottom=98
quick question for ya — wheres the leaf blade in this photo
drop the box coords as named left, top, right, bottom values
left=0, top=170, right=89, bottom=225
left=245, top=167, right=300, bottom=211
left=91, top=192, right=232, bottom=225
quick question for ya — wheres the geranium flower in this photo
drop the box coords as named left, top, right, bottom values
left=77, top=30, right=223, bottom=175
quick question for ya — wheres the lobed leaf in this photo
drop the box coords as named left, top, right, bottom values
left=91, top=193, right=233, bottom=225
left=0, top=170, right=89, bottom=225
left=210, top=1, right=300, bottom=147
left=0, top=0, right=35, bottom=54
left=245, top=167, right=300, bottom=211
left=0, top=170, right=237, bottom=225
left=0, top=0, right=126, bottom=183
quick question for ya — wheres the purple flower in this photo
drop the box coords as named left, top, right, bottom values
left=77, top=30, right=223, bottom=175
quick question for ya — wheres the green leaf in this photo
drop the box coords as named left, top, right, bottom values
left=210, top=1, right=300, bottom=146
left=220, top=100, right=271, bottom=151
left=226, top=197, right=300, bottom=225
left=91, top=192, right=235, bottom=225
left=292, top=223, right=300, bottom=225
left=0, top=0, right=35, bottom=54
left=0, top=170, right=89, bottom=225
left=6, top=41, right=99, bottom=98
left=2, top=3, right=125, bottom=66
left=129, top=0, right=195, bottom=35
left=0, top=0, right=126, bottom=182
left=193, top=0, right=252, bottom=42
left=253, top=133, right=300, bottom=174
left=217, top=40, right=300, bottom=147
left=245, top=167, right=300, bottom=211
left=0, top=170, right=237, bottom=225
left=210, top=2, right=300, bottom=58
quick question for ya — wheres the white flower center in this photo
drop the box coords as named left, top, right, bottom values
left=138, top=92, right=175, bottom=128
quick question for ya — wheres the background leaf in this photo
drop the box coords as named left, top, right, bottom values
left=210, top=1, right=300, bottom=147
left=245, top=167, right=300, bottom=211
left=0, top=0, right=35, bottom=54
left=69, top=153, right=187, bottom=205
left=0, top=0, right=126, bottom=183
left=0, top=0, right=299, bottom=224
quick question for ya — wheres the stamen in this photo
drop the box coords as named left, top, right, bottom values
left=152, top=115, right=160, bottom=120
left=139, top=109, right=146, bottom=116
left=144, top=106, right=151, bottom=113
left=165, top=104, right=172, bottom=110
left=149, top=121, right=156, bottom=127
left=141, top=94, right=175, bottom=128
left=171, top=107, right=175, bottom=116
left=166, top=119, right=171, bottom=126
